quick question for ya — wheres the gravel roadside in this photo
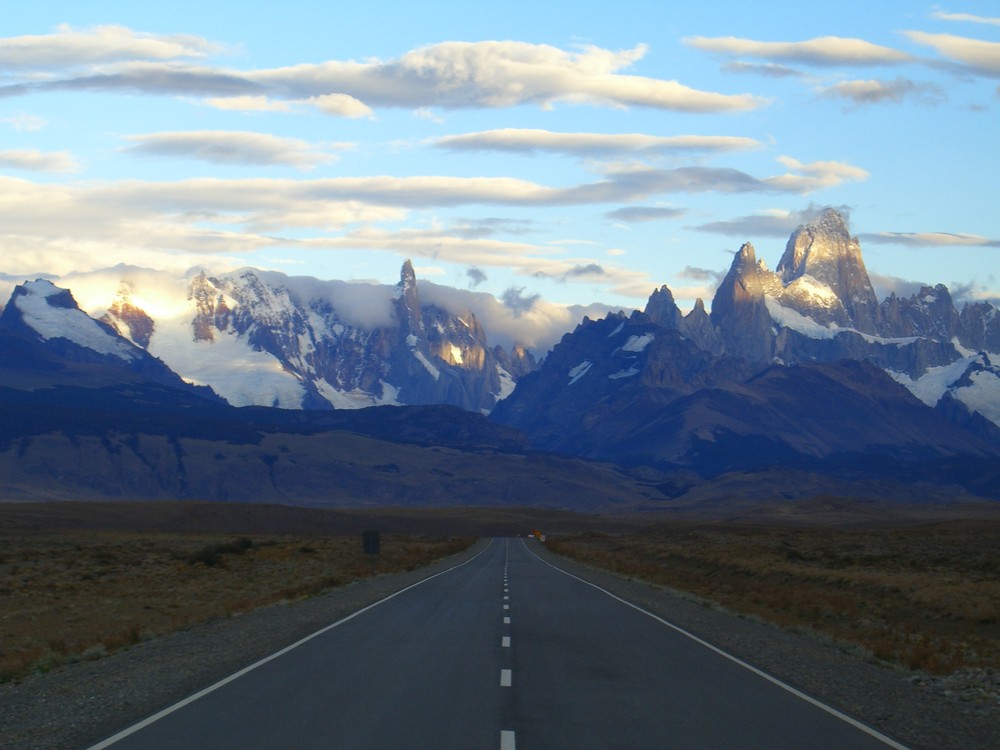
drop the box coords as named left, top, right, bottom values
left=2, top=537, right=996, bottom=750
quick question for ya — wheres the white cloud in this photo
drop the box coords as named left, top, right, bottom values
left=765, top=156, right=869, bottom=192
left=121, top=131, right=347, bottom=170
left=684, top=35, right=911, bottom=66
left=903, top=31, right=1000, bottom=75
left=689, top=205, right=851, bottom=236
left=305, top=93, right=373, bottom=118
left=605, top=205, right=685, bottom=223
left=0, top=152, right=871, bottom=291
left=434, top=128, right=762, bottom=156
left=721, top=61, right=806, bottom=78
left=252, top=41, right=766, bottom=113
left=1, top=35, right=764, bottom=115
left=818, top=77, right=945, bottom=106
left=0, top=148, right=79, bottom=173
left=0, top=112, right=47, bottom=131
left=930, top=10, right=1000, bottom=27
left=0, top=23, right=222, bottom=70
left=203, top=95, right=293, bottom=112
left=868, top=272, right=928, bottom=300
left=860, top=231, right=1000, bottom=247
left=413, top=107, right=445, bottom=123
left=419, top=279, right=627, bottom=352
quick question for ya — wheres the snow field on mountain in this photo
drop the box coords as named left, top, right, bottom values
left=957, top=369, right=1000, bottom=426
left=314, top=378, right=401, bottom=409
left=149, top=316, right=306, bottom=408
left=620, top=333, right=654, bottom=352
left=888, top=357, right=976, bottom=407
left=783, top=274, right=841, bottom=307
left=567, top=360, right=592, bottom=385
left=15, top=280, right=137, bottom=361
left=494, top=364, right=516, bottom=400
left=764, top=297, right=841, bottom=339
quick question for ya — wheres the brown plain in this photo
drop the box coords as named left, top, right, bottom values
left=547, top=520, right=1000, bottom=675
left=0, top=517, right=471, bottom=682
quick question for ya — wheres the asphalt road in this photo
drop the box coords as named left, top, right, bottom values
left=86, top=538, right=910, bottom=750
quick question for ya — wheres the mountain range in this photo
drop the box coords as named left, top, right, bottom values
left=1, top=208, right=998, bottom=507
left=492, top=209, right=1000, bottom=494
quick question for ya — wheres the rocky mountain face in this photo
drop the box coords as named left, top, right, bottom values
left=94, top=261, right=534, bottom=412
left=777, top=209, right=881, bottom=333
left=698, top=209, right=999, bottom=425
left=491, top=208, right=1000, bottom=495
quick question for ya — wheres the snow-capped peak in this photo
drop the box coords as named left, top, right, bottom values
left=9, top=279, right=138, bottom=361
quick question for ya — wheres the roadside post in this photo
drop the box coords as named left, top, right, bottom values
left=362, top=530, right=380, bottom=576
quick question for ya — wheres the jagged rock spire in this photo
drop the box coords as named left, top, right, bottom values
left=777, top=208, right=880, bottom=333
left=395, top=258, right=424, bottom=337
left=644, top=284, right=681, bottom=329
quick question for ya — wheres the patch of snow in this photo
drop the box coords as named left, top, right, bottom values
left=607, top=321, right=625, bottom=337
left=764, top=297, right=840, bottom=339
left=766, top=296, right=920, bottom=347
left=784, top=274, right=839, bottom=306
left=922, top=293, right=937, bottom=304
left=494, top=365, right=516, bottom=401
left=314, top=378, right=402, bottom=409
left=406, top=333, right=418, bottom=347
left=306, top=311, right=332, bottom=339
left=952, top=337, right=976, bottom=358
left=148, top=316, right=305, bottom=408
left=954, top=369, right=1000, bottom=427
left=297, top=332, right=315, bottom=357
left=15, top=281, right=137, bottom=361
left=886, top=355, right=978, bottom=407
left=621, top=333, right=654, bottom=352
left=450, top=344, right=463, bottom=364
left=567, top=360, right=593, bottom=385
left=413, top=350, right=440, bottom=380
left=380, top=381, right=401, bottom=405
left=608, top=367, right=639, bottom=380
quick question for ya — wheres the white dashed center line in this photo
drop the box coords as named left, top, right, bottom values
left=502, top=636, right=511, bottom=648
left=500, top=669, right=512, bottom=687
left=500, top=729, right=516, bottom=749
left=504, top=616, right=510, bottom=624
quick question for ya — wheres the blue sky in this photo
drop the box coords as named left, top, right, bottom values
left=1, top=1, right=998, bottom=315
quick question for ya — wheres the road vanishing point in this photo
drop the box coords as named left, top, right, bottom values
left=86, top=538, right=910, bottom=750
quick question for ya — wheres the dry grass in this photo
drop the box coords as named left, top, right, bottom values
left=0, top=530, right=471, bottom=682
left=547, top=521, right=1000, bottom=675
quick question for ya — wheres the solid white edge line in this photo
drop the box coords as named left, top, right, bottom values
left=520, top=539, right=912, bottom=750
left=500, top=729, right=516, bottom=749
left=85, top=539, right=497, bottom=750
